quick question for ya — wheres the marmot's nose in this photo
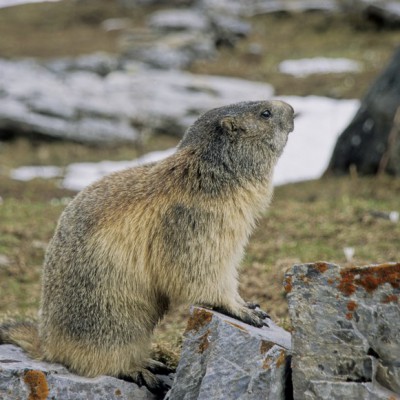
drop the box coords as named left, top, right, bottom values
left=273, top=100, right=295, bottom=133
left=271, top=100, right=294, bottom=115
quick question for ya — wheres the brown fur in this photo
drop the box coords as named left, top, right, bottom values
left=0, top=100, right=294, bottom=389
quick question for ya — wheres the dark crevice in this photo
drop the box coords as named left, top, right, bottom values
left=285, top=355, right=294, bottom=400
left=367, top=347, right=380, bottom=359
left=345, top=377, right=371, bottom=383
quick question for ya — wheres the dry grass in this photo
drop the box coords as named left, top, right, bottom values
left=190, top=12, right=400, bottom=98
left=0, top=0, right=152, bottom=58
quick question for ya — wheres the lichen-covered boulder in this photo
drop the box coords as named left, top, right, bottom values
left=285, top=262, right=400, bottom=400
left=0, top=344, right=158, bottom=400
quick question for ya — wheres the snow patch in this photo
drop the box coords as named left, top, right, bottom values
left=10, top=166, right=62, bottom=181
left=273, top=96, right=359, bottom=185
left=279, top=57, right=362, bottom=77
left=10, top=96, right=359, bottom=191
left=62, top=148, right=176, bottom=191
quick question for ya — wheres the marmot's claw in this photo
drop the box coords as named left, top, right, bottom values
left=147, top=359, right=174, bottom=375
left=254, top=308, right=270, bottom=320
left=245, top=302, right=260, bottom=310
left=245, top=302, right=270, bottom=320
left=262, top=319, right=270, bottom=328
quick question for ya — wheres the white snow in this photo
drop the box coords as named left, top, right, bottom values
left=10, top=96, right=360, bottom=191
left=279, top=57, right=362, bottom=77
left=10, top=165, right=62, bottom=181
left=62, top=149, right=176, bottom=191
left=273, top=96, right=359, bottom=185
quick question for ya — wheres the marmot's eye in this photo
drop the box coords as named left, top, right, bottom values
left=261, top=110, right=272, bottom=119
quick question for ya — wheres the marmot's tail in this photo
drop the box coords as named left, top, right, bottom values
left=0, top=321, right=42, bottom=359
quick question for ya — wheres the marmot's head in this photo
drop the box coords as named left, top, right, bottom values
left=180, top=100, right=294, bottom=160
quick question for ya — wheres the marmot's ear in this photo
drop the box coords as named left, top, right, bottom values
left=220, top=116, right=237, bottom=135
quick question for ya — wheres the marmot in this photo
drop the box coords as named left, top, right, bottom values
left=0, top=100, right=294, bottom=391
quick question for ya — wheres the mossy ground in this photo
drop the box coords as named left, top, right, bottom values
left=0, top=0, right=399, bottom=354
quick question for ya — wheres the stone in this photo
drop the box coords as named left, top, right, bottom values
left=210, top=14, right=252, bottom=47
left=198, top=0, right=338, bottom=17
left=168, top=306, right=291, bottom=400
left=123, top=31, right=216, bottom=69
left=0, top=344, right=157, bottom=400
left=366, top=2, right=400, bottom=28
left=120, top=6, right=251, bottom=70
left=148, top=9, right=210, bottom=32
left=0, top=58, right=274, bottom=143
left=285, top=262, right=400, bottom=400
left=46, top=52, right=121, bottom=76
left=327, top=47, right=400, bottom=176
left=338, top=0, right=400, bottom=29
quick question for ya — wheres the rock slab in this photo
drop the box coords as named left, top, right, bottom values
left=285, top=262, right=400, bottom=400
left=168, top=306, right=291, bottom=400
left=0, top=344, right=156, bottom=400
left=0, top=58, right=274, bottom=144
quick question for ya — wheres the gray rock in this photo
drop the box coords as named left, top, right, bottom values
left=210, top=14, right=252, bottom=46
left=46, top=52, right=121, bottom=76
left=338, top=0, right=400, bottom=28
left=121, top=6, right=251, bottom=70
left=0, top=344, right=156, bottom=400
left=285, top=262, right=400, bottom=400
left=0, top=58, right=274, bottom=143
left=148, top=9, right=210, bottom=32
left=124, top=31, right=216, bottom=69
left=168, top=306, right=291, bottom=400
left=199, top=0, right=338, bottom=17
left=327, top=47, right=400, bottom=176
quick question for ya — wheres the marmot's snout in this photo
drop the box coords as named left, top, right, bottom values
left=271, top=100, right=295, bottom=134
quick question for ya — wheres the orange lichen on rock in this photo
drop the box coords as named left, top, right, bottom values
left=23, top=370, right=49, bottom=400
left=345, top=312, right=353, bottom=320
left=347, top=300, right=358, bottom=311
left=338, top=263, right=400, bottom=296
left=382, top=294, right=398, bottom=304
left=276, top=350, right=286, bottom=368
left=260, top=340, right=274, bottom=355
left=283, top=275, right=292, bottom=293
left=185, top=308, right=213, bottom=333
left=197, top=329, right=210, bottom=353
left=314, top=262, right=329, bottom=273
left=337, top=270, right=357, bottom=296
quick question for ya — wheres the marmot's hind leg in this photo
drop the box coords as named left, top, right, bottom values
left=121, top=365, right=169, bottom=395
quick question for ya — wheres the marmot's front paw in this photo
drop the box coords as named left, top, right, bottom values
left=238, top=307, right=269, bottom=328
left=207, top=304, right=269, bottom=328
